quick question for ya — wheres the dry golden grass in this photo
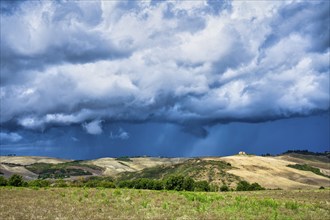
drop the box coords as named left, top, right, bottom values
left=218, top=155, right=330, bottom=189
left=0, top=156, right=69, bottom=165
left=278, top=155, right=330, bottom=175
left=1, top=187, right=329, bottom=220
left=0, top=164, right=38, bottom=180
left=87, top=157, right=188, bottom=176
left=2, top=155, right=330, bottom=190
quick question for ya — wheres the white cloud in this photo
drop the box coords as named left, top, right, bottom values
left=1, top=0, right=329, bottom=133
left=0, top=132, right=23, bottom=142
left=18, top=117, right=45, bottom=130
left=82, top=120, right=103, bottom=135
left=110, top=128, right=129, bottom=140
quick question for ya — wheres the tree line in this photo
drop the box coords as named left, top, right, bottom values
left=0, top=174, right=265, bottom=192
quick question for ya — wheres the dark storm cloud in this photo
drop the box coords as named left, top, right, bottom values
left=0, top=131, right=22, bottom=143
left=0, top=0, right=329, bottom=137
left=0, top=0, right=27, bottom=15
left=263, top=1, right=330, bottom=53
left=0, top=0, right=131, bottom=85
left=206, top=0, right=232, bottom=15
left=1, top=114, right=328, bottom=159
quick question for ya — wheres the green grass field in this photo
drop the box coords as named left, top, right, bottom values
left=1, top=187, right=329, bottom=219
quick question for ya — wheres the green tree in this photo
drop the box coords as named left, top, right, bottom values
left=236, top=181, right=264, bottom=191
left=98, top=181, right=116, bottom=188
left=133, top=178, right=150, bottom=189
left=117, top=180, right=133, bottom=188
left=182, top=177, right=195, bottom=191
left=0, top=176, right=7, bottom=186
left=8, top=174, right=25, bottom=187
left=249, top=182, right=265, bottom=190
left=84, top=180, right=99, bottom=188
left=28, top=179, right=50, bottom=187
left=220, top=184, right=229, bottom=192
left=236, top=181, right=250, bottom=191
left=151, top=180, right=164, bottom=190
left=194, top=181, right=210, bottom=192
left=164, top=175, right=185, bottom=191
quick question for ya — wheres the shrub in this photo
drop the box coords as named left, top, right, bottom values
left=145, top=179, right=154, bottom=189
left=28, top=179, right=50, bottom=187
left=84, top=180, right=99, bottom=188
left=194, top=181, right=210, bottom=192
left=236, top=181, right=265, bottom=191
left=117, top=180, right=133, bottom=188
left=287, top=164, right=329, bottom=178
left=119, top=176, right=210, bottom=192
left=133, top=178, right=149, bottom=189
left=53, top=179, right=68, bottom=187
left=0, top=176, right=8, bottom=186
left=70, top=179, right=85, bottom=187
left=8, top=174, right=26, bottom=187
left=249, top=182, right=265, bottom=190
left=98, top=181, right=116, bottom=188
left=209, top=184, right=219, bottom=192
left=236, top=181, right=250, bottom=191
left=151, top=180, right=164, bottom=190
left=220, top=184, right=229, bottom=192
left=182, top=177, right=195, bottom=191
left=117, top=178, right=163, bottom=190
left=164, top=175, right=185, bottom=191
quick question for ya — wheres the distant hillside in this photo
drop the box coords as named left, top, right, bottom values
left=282, top=150, right=330, bottom=158
left=220, top=155, right=329, bottom=190
left=281, top=150, right=330, bottom=162
left=1, top=153, right=329, bottom=190
left=118, top=159, right=240, bottom=188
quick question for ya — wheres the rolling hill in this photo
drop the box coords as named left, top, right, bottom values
left=0, top=152, right=329, bottom=190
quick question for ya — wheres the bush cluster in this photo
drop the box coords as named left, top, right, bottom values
left=0, top=175, right=115, bottom=188
left=117, top=175, right=211, bottom=192
left=117, top=178, right=164, bottom=190
left=0, top=174, right=27, bottom=187
left=287, top=164, right=330, bottom=178
left=28, top=179, right=51, bottom=187
left=236, top=181, right=265, bottom=191
left=220, top=184, right=230, bottom=192
left=1, top=174, right=266, bottom=193
left=25, top=161, right=100, bottom=179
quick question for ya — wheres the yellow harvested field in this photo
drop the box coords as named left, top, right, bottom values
left=87, top=157, right=188, bottom=176
left=0, top=156, right=69, bottom=165
left=217, top=155, right=330, bottom=189
left=1, top=155, right=329, bottom=190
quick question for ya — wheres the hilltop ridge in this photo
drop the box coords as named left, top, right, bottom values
left=1, top=152, right=329, bottom=190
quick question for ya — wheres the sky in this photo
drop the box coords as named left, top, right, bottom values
left=0, top=0, right=329, bottom=159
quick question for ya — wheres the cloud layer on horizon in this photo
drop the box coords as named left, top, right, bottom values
left=1, top=0, right=329, bottom=136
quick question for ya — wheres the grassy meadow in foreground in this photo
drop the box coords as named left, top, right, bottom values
left=1, top=187, right=329, bottom=220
